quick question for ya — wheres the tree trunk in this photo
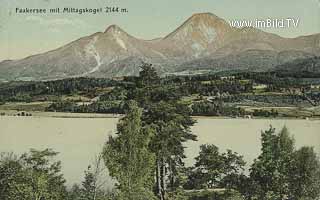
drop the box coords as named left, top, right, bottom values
left=160, top=157, right=166, bottom=200
left=156, top=159, right=164, bottom=200
left=168, top=159, right=176, bottom=191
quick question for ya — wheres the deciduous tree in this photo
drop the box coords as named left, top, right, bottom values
left=103, top=100, right=156, bottom=200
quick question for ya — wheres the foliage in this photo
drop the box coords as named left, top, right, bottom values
left=252, top=109, right=278, bottom=118
left=1, top=68, right=319, bottom=115
left=0, top=149, right=67, bottom=200
left=0, top=77, right=118, bottom=102
left=78, top=165, right=114, bottom=200
left=129, top=63, right=197, bottom=199
left=67, top=184, right=82, bottom=200
left=248, top=126, right=320, bottom=200
left=288, top=146, right=320, bottom=199
left=191, top=101, right=245, bottom=116
left=47, top=100, right=125, bottom=114
left=1, top=63, right=320, bottom=200
left=81, top=166, right=96, bottom=200
left=100, top=87, right=127, bottom=101
left=185, top=144, right=245, bottom=190
left=183, top=189, right=244, bottom=200
left=103, top=100, right=156, bottom=200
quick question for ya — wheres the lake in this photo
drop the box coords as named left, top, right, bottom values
left=0, top=116, right=319, bottom=188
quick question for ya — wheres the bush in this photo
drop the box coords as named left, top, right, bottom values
left=183, top=190, right=244, bottom=200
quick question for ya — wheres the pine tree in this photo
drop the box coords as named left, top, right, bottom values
left=128, top=63, right=197, bottom=200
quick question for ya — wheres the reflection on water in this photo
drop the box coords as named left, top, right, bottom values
left=0, top=116, right=319, bottom=187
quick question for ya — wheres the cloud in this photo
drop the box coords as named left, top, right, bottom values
left=25, top=16, right=87, bottom=31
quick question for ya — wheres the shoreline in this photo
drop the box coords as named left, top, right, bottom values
left=0, top=110, right=121, bottom=119
left=1, top=110, right=319, bottom=120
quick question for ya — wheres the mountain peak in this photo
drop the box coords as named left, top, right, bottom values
left=104, top=24, right=124, bottom=33
left=1, top=13, right=318, bottom=82
left=185, top=12, right=228, bottom=26
left=190, top=12, right=220, bottom=20
left=164, top=12, right=232, bottom=43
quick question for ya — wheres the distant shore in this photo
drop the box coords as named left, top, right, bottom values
left=0, top=110, right=121, bottom=118
left=1, top=109, right=319, bottom=120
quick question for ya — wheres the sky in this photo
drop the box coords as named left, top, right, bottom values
left=0, top=0, right=319, bottom=61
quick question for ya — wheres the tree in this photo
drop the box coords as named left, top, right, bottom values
left=103, top=100, right=156, bottom=200
left=289, top=146, right=320, bottom=199
left=249, top=126, right=295, bottom=199
left=68, top=184, right=82, bottom=200
left=0, top=152, right=25, bottom=200
left=185, top=144, right=245, bottom=190
left=81, top=166, right=96, bottom=200
left=129, top=64, right=197, bottom=200
left=80, top=153, right=111, bottom=200
left=0, top=149, right=67, bottom=200
left=69, top=154, right=113, bottom=200
left=247, top=126, right=320, bottom=200
left=80, top=153, right=112, bottom=200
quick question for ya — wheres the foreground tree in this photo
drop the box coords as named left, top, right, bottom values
left=128, top=63, right=197, bottom=200
left=80, top=153, right=110, bottom=200
left=67, top=184, right=82, bottom=200
left=0, top=149, right=67, bottom=200
left=81, top=166, right=96, bottom=200
left=185, top=144, right=245, bottom=190
left=249, top=126, right=320, bottom=200
left=249, top=126, right=294, bottom=199
left=103, top=100, right=156, bottom=200
left=288, top=146, right=320, bottom=199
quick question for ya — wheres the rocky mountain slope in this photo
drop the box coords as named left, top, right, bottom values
left=0, top=13, right=319, bottom=81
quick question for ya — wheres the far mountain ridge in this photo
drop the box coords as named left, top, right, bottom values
left=0, top=12, right=319, bottom=81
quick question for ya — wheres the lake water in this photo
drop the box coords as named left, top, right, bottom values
left=0, top=116, right=319, bottom=188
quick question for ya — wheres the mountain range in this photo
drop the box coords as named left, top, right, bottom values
left=0, top=13, right=319, bottom=81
